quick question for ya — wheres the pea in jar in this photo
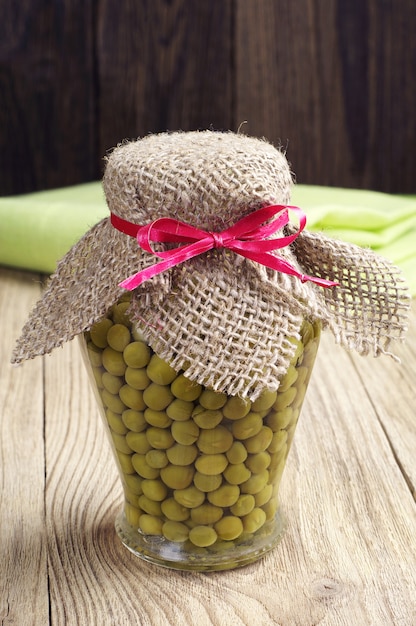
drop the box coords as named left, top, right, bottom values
left=80, top=295, right=321, bottom=571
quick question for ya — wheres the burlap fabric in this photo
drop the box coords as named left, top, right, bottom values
left=12, top=131, right=410, bottom=399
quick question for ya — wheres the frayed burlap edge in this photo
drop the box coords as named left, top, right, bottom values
left=291, top=229, right=411, bottom=357
left=11, top=218, right=172, bottom=365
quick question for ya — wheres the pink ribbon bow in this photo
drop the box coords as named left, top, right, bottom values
left=110, top=204, right=338, bottom=290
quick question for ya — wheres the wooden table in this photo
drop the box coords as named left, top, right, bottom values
left=1, top=267, right=415, bottom=625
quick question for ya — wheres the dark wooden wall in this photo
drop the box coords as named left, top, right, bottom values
left=1, top=0, right=415, bottom=196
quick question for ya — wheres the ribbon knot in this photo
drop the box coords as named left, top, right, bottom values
left=210, top=231, right=225, bottom=248
left=110, top=205, right=339, bottom=291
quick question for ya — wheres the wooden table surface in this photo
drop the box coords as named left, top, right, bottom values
left=1, top=267, right=415, bottom=626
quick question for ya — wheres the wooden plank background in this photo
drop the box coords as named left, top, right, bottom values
left=1, top=0, right=415, bottom=196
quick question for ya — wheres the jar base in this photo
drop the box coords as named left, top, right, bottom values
left=115, top=510, right=287, bottom=572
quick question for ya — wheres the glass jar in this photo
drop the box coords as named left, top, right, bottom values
left=80, top=296, right=320, bottom=571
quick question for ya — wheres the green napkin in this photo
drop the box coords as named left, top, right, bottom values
left=1, top=182, right=415, bottom=295
left=292, top=186, right=416, bottom=295
left=0, top=182, right=107, bottom=274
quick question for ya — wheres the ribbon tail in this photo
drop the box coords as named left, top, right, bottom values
left=234, top=248, right=339, bottom=288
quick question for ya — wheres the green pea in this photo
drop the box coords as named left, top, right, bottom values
left=207, top=484, right=240, bottom=508
left=300, top=320, right=314, bottom=344
left=146, top=427, right=174, bottom=450
left=124, top=487, right=140, bottom=507
left=192, top=407, right=223, bottom=429
left=166, top=443, right=198, bottom=466
left=141, top=479, right=168, bottom=502
left=111, top=301, right=132, bottom=327
left=197, top=426, right=233, bottom=454
left=91, top=366, right=104, bottom=389
left=144, top=408, right=172, bottom=428
left=125, top=367, right=151, bottom=390
left=106, top=409, right=128, bottom=434
left=87, top=342, right=103, bottom=367
left=138, top=494, right=163, bottom=517
left=266, top=407, right=293, bottom=431
left=288, top=336, right=304, bottom=366
left=126, top=432, right=151, bottom=454
left=244, top=426, right=273, bottom=454
left=240, top=469, right=269, bottom=495
left=101, top=388, right=126, bottom=414
left=198, top=389, right=227, bottom=410
left=273, top=385, right=297, bottom=411
left=121, top=409, right=147, bottom=432
left=251, top=389, right=277, bottom=412
left=214, top=516, right=244, bottom=541
left=166, top=399, right=195, bottom=421
left=269, top=444, right=288, bottom=469
left=116, top=450, right=135, bottom=474
left=102, top=347, right=127, bottom=376
left=263, top=497, right=279, bottom=521
left=145, top=449, right=168, bottom=469
left=171, top=374, right=202, bottom=401
left=119, top=385, right=146, bottom=411
left=171, top=420, right=200, bottom=445
left=90, top=318, right=113, bottom=348
left=111, top=432, right=132, bottom=454
left=231, top=412, right=263, bottom=440
left=223, top=463, right=251, bottom=485
left=267, top=430, right=288, bottom=454
left=268, top=456, right=286, bottom=486
left=131, top=453, right=160, bottom=479
left=146, top=354, right=177, bottom=385
left=254, top=483, right=273, bottom=507
left=173, top=486, right=205, bottom=509
left=123, top=341, right=151, bottom=368
left=139, top=514, right=163, bottom=535
left=292, top=385, right=307, bottom=411
left=161, top=498, right=190, bottom=522
left=191, top=503, right=223, bottom=525
left=162, top=521, right=189, bottom=542
left=230, top=494, right=256, bottom=517
left=102, top=372, right=124, bottom=395
left=245, top=451, right=271, bottom=474
left=194, top=454, right=228, bottom=475
left=242, top=507, right=267, bottom=533
left=278, top=365, right=299, bottom=392
left=107, top=323, right=131, bottom=352
left=143, top=383, right=174, bottom=410
left=123, top=473, right=143, bottom=495
left=222, top=396, right=251, bottom=420
left=295, top=366, right=309, bottom=388
left=160, top=464, right=194, bottom=489
left=193, top=471, right=222, bottom=493
left=226, top=441, right=248, bottom=464
left=189, top=526, right=218, bottom=547
left=124, top=502, right=142, bottom=527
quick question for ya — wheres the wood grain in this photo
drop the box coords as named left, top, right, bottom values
left=0, top=0, right=97, bottom=195
left=1, top=1, right=415, bottom=195
left=96, top=0, right=234, bottom=165
left=2, top=269, right=415, bottom=624
left=0, top=270, right=48, bottom=625
left=235, top=0, right=416, bottom=192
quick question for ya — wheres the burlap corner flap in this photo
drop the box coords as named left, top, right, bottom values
left=291, top=228, right=411, bottom=357
left=11, top=219, right=172, bottom=364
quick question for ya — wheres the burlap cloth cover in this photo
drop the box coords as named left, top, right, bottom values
left=12, top=131, right=410, bottom=399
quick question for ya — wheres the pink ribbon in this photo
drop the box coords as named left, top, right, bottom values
left=110, top=205, right=338, bottom=290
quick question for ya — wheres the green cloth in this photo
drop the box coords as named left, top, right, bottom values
left=1, top=182, right=415, bottom=295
